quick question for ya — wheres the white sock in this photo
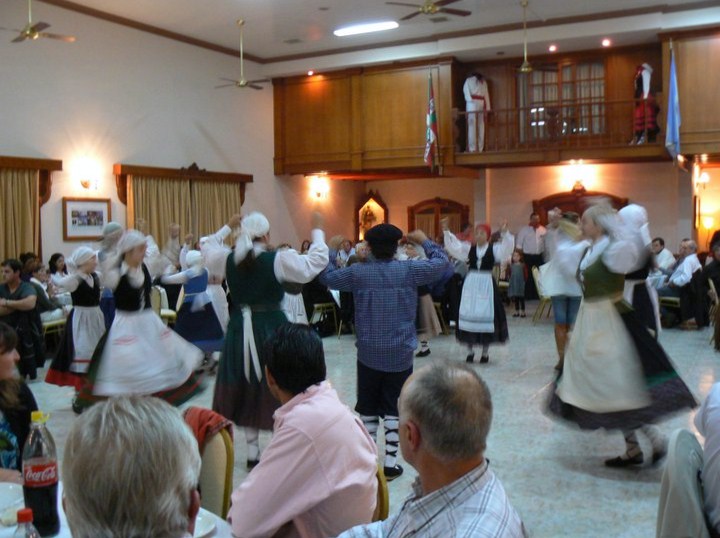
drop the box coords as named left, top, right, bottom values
left=245, top=427, right=260, bottom=461
left=360, top=415, right=379, bottom=443
left=384, top=416, right=399, bottom=468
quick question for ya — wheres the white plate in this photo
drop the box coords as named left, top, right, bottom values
left=0, top=483, right=23, bottom=527
left=193, top=508, right=217, bottom=538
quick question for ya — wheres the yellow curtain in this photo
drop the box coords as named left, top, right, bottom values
left=128, top=175, right=192, bottom=250
left=191, top=181, right=244, bottom=240
left=0, top=168, right=38, bottom=260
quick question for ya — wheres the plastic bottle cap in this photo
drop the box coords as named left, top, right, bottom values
left=30, top=411, right=48, bottom=423
left=16, top=508, right=33, bottom=523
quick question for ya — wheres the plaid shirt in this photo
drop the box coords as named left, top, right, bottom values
left=337, top=461, right=526, bottom=538
left=319, top=240, right=449, bottom=372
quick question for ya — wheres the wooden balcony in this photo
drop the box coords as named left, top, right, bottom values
left=452, top=98, right=671, bottom=168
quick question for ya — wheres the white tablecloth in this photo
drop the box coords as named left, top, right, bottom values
left=0, top=482, right=232, bottom=537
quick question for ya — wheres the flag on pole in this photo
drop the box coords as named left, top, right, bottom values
left=665, top=44, right=681, bottom=159
left=424, top=73, right=438, bottom=169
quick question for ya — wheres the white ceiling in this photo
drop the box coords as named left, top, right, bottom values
left=7, top=0, right=720, bottom=76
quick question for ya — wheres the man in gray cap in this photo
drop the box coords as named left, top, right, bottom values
left=320, top=224, right=450, bottom=480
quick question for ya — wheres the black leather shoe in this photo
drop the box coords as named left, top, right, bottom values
left=415, top=348, right=431, bottom=357
left=466, top=353, right=475, bottom=363
left=652, top=449, right=667, bottom=466
left=604, top=453, right=644, bottom=467
left=247, top=459, right=260, bottom=470
left=383, top=464, right=404, bottom=481
left=480, top=355, right=489, bottom=364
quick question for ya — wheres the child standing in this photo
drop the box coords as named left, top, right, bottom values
left=508, top=250, right=527, bottom=318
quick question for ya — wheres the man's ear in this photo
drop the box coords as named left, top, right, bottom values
left=187, top=488, right=201, bottom=535
left=404, top=419, right=421, bottom=452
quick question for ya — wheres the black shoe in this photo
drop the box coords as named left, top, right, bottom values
left=466, top=353, right=475, bottom=363
left=383, top=464, right=404, bottom=481
left=480, top=355, right=489, bottom=364
left=513, top=312, right=520, bottom=317
left=604, top=453, right=644, bottom=467
left=416, top=348, right=431, bottom=357
left=652, top=449, right=667, bottom=466
left=247, top=459, right=260, bottom=470
left=71, top=398, right=84, bottom=415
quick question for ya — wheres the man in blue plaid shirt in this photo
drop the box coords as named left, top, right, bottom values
left=320, top=223, right=450, bottom=480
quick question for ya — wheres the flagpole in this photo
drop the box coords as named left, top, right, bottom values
left=432, top=72, right=442, bottom=175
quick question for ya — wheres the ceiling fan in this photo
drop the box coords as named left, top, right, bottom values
left=1, top=0, right=75, bottom=43
left=216, top=19, right=268, bottom=91
left=386, top=0, right=471, bottom=21
left=518, top=0, right=532, bottom=73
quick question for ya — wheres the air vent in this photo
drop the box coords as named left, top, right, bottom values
left=429, top=17, right=449, bottom=23
left=283, top=38, right=303, bottom=45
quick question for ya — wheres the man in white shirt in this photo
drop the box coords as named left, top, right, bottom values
left=651, top=237, right=675, bottom=272
left=658, top=239, right=701, bottom=295
left=515, top=213, right=546, bottom=300
left=694, top=383, right=720, bottom=534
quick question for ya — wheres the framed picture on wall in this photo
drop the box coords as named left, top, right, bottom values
left=62, top=197, right=111, bottom=241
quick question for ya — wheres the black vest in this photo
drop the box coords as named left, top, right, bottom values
left=114, top=264, right=152, bottom=312
left=468, top=242, right=495, bottom=271
left=70, top=273, right=101, bottom=307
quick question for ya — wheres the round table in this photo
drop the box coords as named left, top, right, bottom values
left=0, top=482, right=232, bottom=537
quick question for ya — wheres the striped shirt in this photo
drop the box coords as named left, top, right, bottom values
left=337, top=461, right=526, bottom=538
left=319, top=240, right=449, bottom=373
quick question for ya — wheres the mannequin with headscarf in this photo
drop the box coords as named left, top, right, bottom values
left=212, top=211, right=328, bottom=468
left=46, top=246, right=105, bottom=396
left=75, top=230, right=203, bottom=412
left=463, top=72, right=491, bottom=152
left=549, top=200, right=696, bottom=469
left=442, top=219, right=514, bottom=363
left=632, top=63, right=660, bottom=144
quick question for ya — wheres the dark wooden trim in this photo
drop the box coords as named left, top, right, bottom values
left=36, top=0, right=260, bottom=62
left=0, top=155, right=63, bottom=208
left=532, top=187, right=628, bottom=225
left=658, top=24, right=720, bottom=41
left=113, top=162, right=252, bottom=205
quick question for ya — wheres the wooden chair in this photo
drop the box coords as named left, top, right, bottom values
left=42, top=318, right=66, bottom=337
left=310, top=302, right=338, bottom=334
left=492, top=265, right=510, bottom=303
left=150, top=286, right=177, bottom=325
left=372, top=464, right=390, bottom=522
left=199, top=428, right=235, bottom=519
left=531, top=266, right=552, bottom=323
left=433, top=301, right=450, bottom=335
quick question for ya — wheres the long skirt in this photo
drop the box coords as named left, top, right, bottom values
left=417, top=294, right=441, bottom=340
left=456, top=272, right=508, bottom=346
left=75, top=309, right=203, bottom=410
left=212, top=309, right=286, bottom=430
left=174, top=301, right=224, bottom=352
left=549, top=297, right=696, bottom=431
left=46, top=306, right=105, bottom=389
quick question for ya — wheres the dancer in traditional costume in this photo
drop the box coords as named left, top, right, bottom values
left=75, top=230, right=203, bottom=411
left=46, top=247, right=105, bottom=391
left=405, top=242, right=442, bottom=357
left=97, top=222, right=123, bottom=329
left=442, top=219, right=514, bottom=363
left=549, top=201, right=696, bottom=467
left=161, top=250, right=224, bottom=353
left=212, top=211, right=327, bottom=468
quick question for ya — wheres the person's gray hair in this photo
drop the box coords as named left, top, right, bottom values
left=62, top=396, right=201, bottom=538
left=401, top=362, right=492, bottom=462
left=686, top=240, right=698, bottom=252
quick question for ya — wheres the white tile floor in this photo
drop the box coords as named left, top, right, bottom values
left=29, top=304, right=719, bottom=537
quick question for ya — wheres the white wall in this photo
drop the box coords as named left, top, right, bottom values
left=0, top=2, right=345, bottom=258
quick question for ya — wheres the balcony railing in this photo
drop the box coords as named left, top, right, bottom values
left=454, top=97, right=663, bottom=153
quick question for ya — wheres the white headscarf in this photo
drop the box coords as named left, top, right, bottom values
left=117, top=230, right=147, bottom=254
left=234, top=212, right=270, bottom=264
left=67, top=246, right=97, bottom=272
left=618, top=204, right=652, bottom=247
left=185, top=250, right=203, bottom=268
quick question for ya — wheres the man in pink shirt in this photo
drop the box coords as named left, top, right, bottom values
left=227, top=323, right=378, bottom=538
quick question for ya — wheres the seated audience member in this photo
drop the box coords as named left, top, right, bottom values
left=703, top=244, right=720, bottom=297
left=652, top=237, right=676, bottom=273
left=0, top=322, right=38, bottom=484
left=29, top=264, right=65, bottom=322
left=18, top=252, right=37, bottom=283
left=228, top=323, right=377, bottom=538
left=658, top=239, right=701, bottom=297
left=694, top=383, right=720, bottom=535
left=337, top=362, right=526, bottom=538
left=62, top=396, right=201, bottom=538
left=0, top=259, right=40, bottom=380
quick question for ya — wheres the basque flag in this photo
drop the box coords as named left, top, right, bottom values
left=424, top=73, right=438, bottom=169
left=665, top=47, right=681, bottom=159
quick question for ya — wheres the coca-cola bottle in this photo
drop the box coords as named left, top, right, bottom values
left=22, top=411, right=59, bottom=537
left=13, top=508, right=41, bottom=537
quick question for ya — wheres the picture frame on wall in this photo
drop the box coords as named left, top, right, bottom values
left=62, top=197, right=111, bottom=241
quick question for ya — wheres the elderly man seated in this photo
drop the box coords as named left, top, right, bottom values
left=62, top=396, right=201, bottom=538
left=337, top=361, right=526, bottom=538
left=228, top=323, right=378, bottom=538
left=658, top=239, right=702, bottom=328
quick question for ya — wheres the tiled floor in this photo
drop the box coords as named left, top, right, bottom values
left=30, top=305, right=719, bottom=537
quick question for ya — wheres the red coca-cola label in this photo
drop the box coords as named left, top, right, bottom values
left=23, top=462, right=58, bottom=487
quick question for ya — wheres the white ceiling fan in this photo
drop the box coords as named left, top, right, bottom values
left=0, top=0, right=75, bottom=43
left=216, top=19, right=268, bottom=91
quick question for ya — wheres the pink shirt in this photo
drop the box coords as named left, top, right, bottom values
left=228, top=381, right=378, bottom=538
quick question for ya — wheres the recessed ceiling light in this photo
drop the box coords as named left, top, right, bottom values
left=307, top=70, right=314, bottom=76
left=548, top=44, right=557, bottom=52
left=333, top=21, right=399, bottom=37
left=601, top=38, right=612, bottom=47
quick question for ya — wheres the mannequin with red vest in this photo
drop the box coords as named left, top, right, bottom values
left=631, top=63, right=660, bottom=144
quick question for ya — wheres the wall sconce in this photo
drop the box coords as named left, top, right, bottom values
left=72, top=156, right=101, bottom=191
left=702, top=215, right=715, bottom=231
left=693, top=156, right=710, bottom=191
left=307, top=173, right=330, bottom=200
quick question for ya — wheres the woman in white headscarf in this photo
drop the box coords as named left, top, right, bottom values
left=75, top=230, right=203, bottom=412
left=549, top=201, right=696, bottom=468
left=46, top=246, right=105, bottom=392
left=212, top=211, right=328, bottom=468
